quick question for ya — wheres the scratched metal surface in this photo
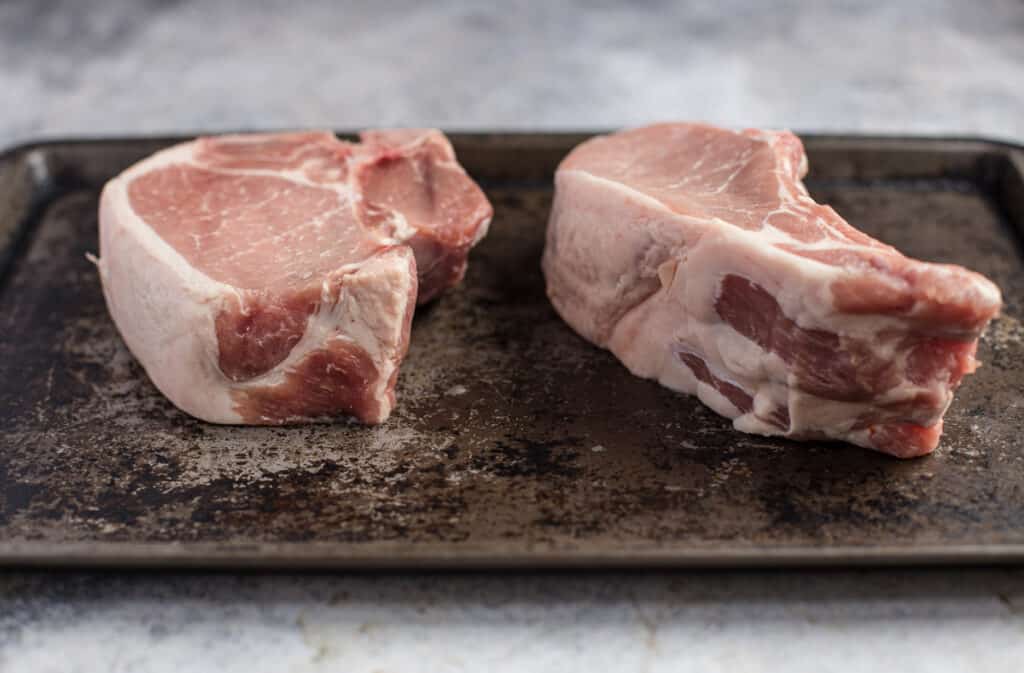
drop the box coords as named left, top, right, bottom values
left=0, top=134, right=1023, bottom=569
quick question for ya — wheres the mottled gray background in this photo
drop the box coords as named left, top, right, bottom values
left=2, top=1, right=1024, bottom=671
left=1, top=0, right=1023, bottom=146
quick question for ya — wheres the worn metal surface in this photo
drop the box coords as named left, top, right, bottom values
left=0, top=133, right=1023, bottom=569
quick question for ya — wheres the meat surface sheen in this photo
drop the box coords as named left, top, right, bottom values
left=542, top=122, right=1001, bottom=457
left=97, top=129, right=492, bottom=424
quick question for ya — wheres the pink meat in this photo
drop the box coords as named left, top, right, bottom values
left=543, top=123, right=1001, bottom=457
left=97, top=130, right=491, bottom=425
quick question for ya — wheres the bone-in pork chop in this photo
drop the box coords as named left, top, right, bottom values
left=97, top=130, right=491, bottom=424
left=542, top=123, right=1001, bottom=457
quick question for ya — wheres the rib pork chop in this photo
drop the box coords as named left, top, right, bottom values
left=543, top=123, right=1001, bottom=457
left=97, top=129, right=491, bottom=424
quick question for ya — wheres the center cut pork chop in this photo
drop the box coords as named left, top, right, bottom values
left=96, top=129, right=491, bottom=425
left=543, top=123, right=1001, bottom=457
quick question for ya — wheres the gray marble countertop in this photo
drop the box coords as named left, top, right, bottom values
left=2, top=1, right=1024, bottom=671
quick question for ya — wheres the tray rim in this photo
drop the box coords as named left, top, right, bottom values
left=4, top=540, right=1024, bottom=571
left=2, top=131, right=1024, bottom=571
left=2, top=130, right=1023, bottom=162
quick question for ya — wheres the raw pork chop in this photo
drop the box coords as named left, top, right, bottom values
left=543, top=123, right=1001, bottom=457
left=97, top=129, right=491, bottom=424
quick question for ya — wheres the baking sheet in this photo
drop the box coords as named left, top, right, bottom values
left=1, top=132, right=1023, bottom=569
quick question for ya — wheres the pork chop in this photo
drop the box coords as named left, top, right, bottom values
left=542, top=123, right=1001, bottom=457
left=96, top=129, right=492, bottom=424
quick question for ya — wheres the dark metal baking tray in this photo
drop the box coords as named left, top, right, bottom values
left=1, top=132, right=1023, bottom=569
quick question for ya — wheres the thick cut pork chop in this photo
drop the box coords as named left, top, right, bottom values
left=97, top=130, right=491, bottom=424
left=543, top=123, right=1001, bottom=457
